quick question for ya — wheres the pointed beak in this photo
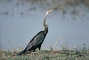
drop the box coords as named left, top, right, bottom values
left=45, top=9, right=53, bottom=17
left=48, top=9, right=53, bottom=13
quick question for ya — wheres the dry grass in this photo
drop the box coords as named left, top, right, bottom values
left=0, top=39, right=89, bottom=60
left=0, top=45, right=89, bottom=60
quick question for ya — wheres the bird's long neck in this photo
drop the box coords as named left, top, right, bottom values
left=43, top=15, right=48, bottom=33
left=43, top=9, right=53, bottom=34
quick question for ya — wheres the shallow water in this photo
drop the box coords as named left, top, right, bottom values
left=0, top=0, right=89, bottom=50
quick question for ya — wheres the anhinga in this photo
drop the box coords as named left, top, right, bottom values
left=17, top=9, right=53, bottom=55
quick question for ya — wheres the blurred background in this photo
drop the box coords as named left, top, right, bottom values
left=0, top=0, right=89, bottom=50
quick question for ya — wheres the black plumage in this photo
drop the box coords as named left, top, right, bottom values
left=17, top=9, right=53, bottom=55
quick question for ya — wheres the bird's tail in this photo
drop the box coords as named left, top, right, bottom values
left=17, top=50, right=26, bottom=55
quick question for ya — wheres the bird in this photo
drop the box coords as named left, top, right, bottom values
left=17, top=9, right=53, bottom=55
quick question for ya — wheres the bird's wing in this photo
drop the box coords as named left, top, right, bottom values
left=25, top=31, right=45, bottom=51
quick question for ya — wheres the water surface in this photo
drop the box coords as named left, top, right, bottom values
left=0, top=0, right=89, bottom=50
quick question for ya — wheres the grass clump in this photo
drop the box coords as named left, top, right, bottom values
left=0, top=47, right=89, bottom=60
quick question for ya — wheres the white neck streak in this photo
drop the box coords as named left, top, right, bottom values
left=43, top=9, right=53, bottom=31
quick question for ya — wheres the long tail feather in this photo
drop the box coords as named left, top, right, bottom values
left=17, top=50, right=26, bottom=55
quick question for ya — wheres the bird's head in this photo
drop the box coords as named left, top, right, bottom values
left=45, top=9, right=53, bottom=17
left=43, top=9, right=53, bottom=26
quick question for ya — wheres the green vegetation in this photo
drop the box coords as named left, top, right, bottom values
left=0, top=46, right=89, bottom=60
